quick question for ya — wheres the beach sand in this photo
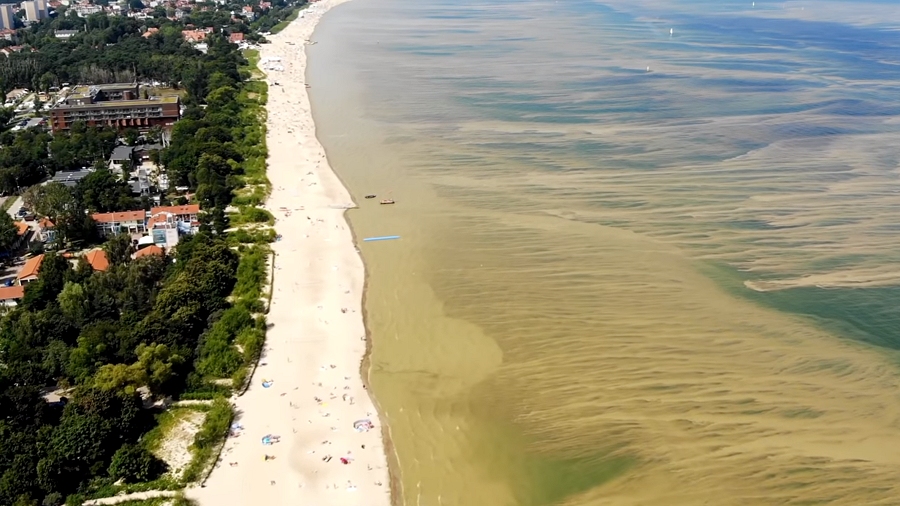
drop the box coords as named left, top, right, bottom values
left=187, top=1, right=392, bottom=504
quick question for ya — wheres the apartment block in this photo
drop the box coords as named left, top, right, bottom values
left=0, top=4, right=16, bottom=30
left=91, top=210, right=147, bottom=237
left=21, top=0, right=47, bottom=21
left=49, top=83, right=181, bottom=132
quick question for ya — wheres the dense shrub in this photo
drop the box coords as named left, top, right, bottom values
left=181, top=399, right=233, bottom=483
left=196, top=326, right=243, bottom=378
left=226, top=227, right=276, bottom=245
left=233, top=246, right=268, bottom=302
left=108, top=444, right=167, bottom=484
left=233, top=206, right=274, bottom=225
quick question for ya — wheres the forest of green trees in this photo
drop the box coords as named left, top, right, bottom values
left=0, top=232, right=244, bottom=504
left=0, top=0, right=295, bottom=503
left=0, top=0, right=300, bottom=192
left=0, top=0, right=301, bottom=92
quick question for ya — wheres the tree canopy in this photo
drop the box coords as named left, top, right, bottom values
left=0, top=1, right=300, bottom=501
left=0, top=233, right=239, bottom=503
left=22, top=183, right=96, bottom=244
left=0, top=212, right=19, bottom=254
left=74, top=169, right=136, bottom=213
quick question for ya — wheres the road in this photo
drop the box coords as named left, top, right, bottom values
left=5, top=196, right=22, bottom=219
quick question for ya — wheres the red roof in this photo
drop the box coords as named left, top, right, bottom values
left=39, top=217, right=54, bottom=229
left=0, top=285, right=24, bottom=301
left=84, top=249, right=109, bottom=272
left=134, top=245, right=164, bottom=259
left=151, top=205, right=199, bottom=216
left=15, top=221, right=29, bottom=237
left=91, top=211, right=146, bottom=223
left=17, top=254, right=44, bottom=281
left=181, top=30, right=207, bottom=42
left=229, top=32, right=244, bottom=43
left=147, top=213, right=171, bottom=228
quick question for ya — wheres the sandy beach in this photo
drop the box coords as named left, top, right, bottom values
left=187, top=1, right=392, bottom=504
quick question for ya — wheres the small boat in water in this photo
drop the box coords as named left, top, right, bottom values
left=364, top=194, right=376, bottom=199
left=380, top=199, right=395, bottom=205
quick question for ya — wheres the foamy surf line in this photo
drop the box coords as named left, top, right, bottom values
left=187, top=1, right=392, bottom=504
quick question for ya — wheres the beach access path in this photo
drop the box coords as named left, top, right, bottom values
left=187, top=1, right=392, bottom=504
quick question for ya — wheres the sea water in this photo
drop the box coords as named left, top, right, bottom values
left=307, top=0, right=900, bottom=503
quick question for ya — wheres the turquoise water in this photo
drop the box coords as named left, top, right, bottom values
left=309, top=0, right=900, bottom=503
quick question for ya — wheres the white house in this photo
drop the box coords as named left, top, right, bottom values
left=91, top=210, right=147, bottom=237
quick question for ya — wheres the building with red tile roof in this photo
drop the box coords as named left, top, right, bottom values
left=150, top=205, right=199, bottom=223
left=133, top=244, right=164, bottom=259
left=84, top=249, right=109, bottom=271
left=92, top=210, right=146, bottom=223
left=38, top=217, right=56, bottom=243
left=17, top=254, right=44, bottom=285
left=0, top=285, right=24, bottom=306
left=91, top=210, right=147, bottom=237
left=147, top=213, right=169, bottom=228
left=9, top=220, right=32, bottom=251
left=148, top=204, right=200, bottom=236
left=0, top=46, right=24, bottom=56
left=181, top=30, right=205, bottom=42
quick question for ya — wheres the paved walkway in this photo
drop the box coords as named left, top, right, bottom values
left=5, top=196, right=22, bottom=219
left=171, top=399, right=214, bottom=406
left=82, top=490, right=177, bottom=505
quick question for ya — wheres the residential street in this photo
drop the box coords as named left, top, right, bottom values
left=5, top=197, right=22, bottom=219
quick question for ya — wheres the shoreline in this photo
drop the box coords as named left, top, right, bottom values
left=186, top=1, right=393, bottom=504
left=351, top=215, right=405, bottom=506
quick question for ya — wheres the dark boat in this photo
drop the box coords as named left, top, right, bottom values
left=364, top=194, right=376, bottom=199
